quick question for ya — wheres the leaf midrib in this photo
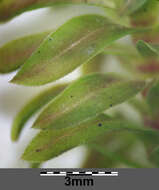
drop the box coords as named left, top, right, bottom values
left=35, top=79, right=118, bottom=128
left=43, top=25, right=108, bottom=66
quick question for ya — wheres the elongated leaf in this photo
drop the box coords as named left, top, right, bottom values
left=0, top=33, right=136, bottom=74
left=22, top=114, right=159, bottom=162
left=11, top=14, right=145, bottom=86
left=0, top=31, right=50, bottom=73
left=11, top=83, right=67, bottom=141
left=0, top=0, right=113, bottom=22
left=146, top=80, right=159, bottom=117
left=32, top=73, right=145, bottom=130
left=119, top=0, right=147, bottom=16
left=0, top=32, right=137, bottom=74
left=136, top=40, right=159, bottom=57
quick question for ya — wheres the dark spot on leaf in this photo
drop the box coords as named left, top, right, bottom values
left=35, top=148, right=42, bottom=152
left=38, top=51, right=40, bottom=54
left=98, top=123, right=102, bottom=127
left=110, top=104, right=113, bottom=107
left=49, top=38, right=52, bottom=41
left=70, top=95, right=73, bottom=98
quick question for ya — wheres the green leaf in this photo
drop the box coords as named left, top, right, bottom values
left=0, top=35, right=137, bottom=74
left=22, top=114, right=159, bottom=162
left=0, top=32, right=137, bottom=74
left=0, top=0, right=114, bottom=22
left=11, top=14, right=145, bottom=86
left=32, top=72, right=145, bottom=130
left=11, top=83, right=67, bottom=141
left=119, top=0, right=148, bottom=16
left=0, top=31, right=50, bottom=73
left=146, top=80, right=159, bottom=117
left=136, top=40, right=159, bottom=57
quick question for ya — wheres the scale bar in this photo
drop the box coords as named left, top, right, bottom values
left=40, top=171, right=118, bottom=177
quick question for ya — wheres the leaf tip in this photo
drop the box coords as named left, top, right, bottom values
left=21, top=148, right=33, bottom=161
left=11, top=122, right=19, bottom=142
left=10, top=75, right=35, bottom=86
left=11, top=134, right=18, bottom=142
left=10, top=75, right=22, bottom=85
left=31, top=120, right=39, bottom=129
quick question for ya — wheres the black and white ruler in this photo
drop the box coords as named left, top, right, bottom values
left=40, top=171, right=118, bottom=177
